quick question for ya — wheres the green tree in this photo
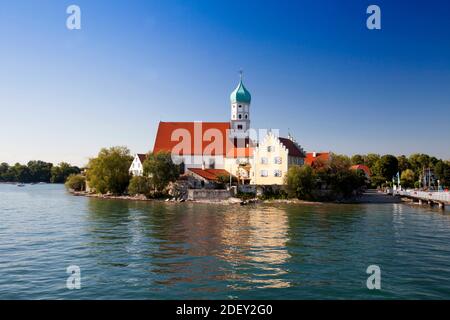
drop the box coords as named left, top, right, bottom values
left=51, top=162, right=81, bottom=183
left=397, top=155, right=410, bottom=173
left=8, top=163, right=32, bottom=183
left=373, top=155, right=398, bottom=182
left=329, top=153, right=352, bottom=171
left=370, top=175, right=387, bottom=188
left=143, top=152, right=180, bottom=193
left=409, top=153, right=431, bottom=175
left=0, top=163, right=9, bottom=182
left=86, top=146, right=133, bottom=194
left=351, top=154, right=365, bottom=165
left=285, top=165, right=316, bottom=200
left=364, top=153, right=381, bottom=170
left=65, top=174, right=86, bottom=191
left=329, top=169, right=366, bottom=198
left=216, top=174, right=237, bottom=188
left=128, top=176, right=152, bottom=196
left=27, top=160, right=53, bottom=183
left=434, top=160, right=450, bottom=187
left=400, top=169, right=415, bottom=188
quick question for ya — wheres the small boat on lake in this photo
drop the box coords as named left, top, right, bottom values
left=17, top=184, right=25, bottom=187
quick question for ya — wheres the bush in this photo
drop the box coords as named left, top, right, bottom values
left=65, top=174, right=86, bottom=191
left=128, top=176, right=152, bottom=196
left=86, top=146, right=133, bottom=195
left=143, top=152, right=180, bottom=193
left=329, top=169, right=366, bottom=198
left=258, top=187, right=288, bottom=200
left=285, top=165, right=316, bottom=200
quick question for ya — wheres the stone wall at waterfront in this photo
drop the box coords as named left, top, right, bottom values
left=188, top=189, right=232, bottom=201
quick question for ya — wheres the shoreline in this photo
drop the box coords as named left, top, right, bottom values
left=70, top=190, right=401, bottom=205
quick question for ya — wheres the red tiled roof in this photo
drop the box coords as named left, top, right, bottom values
left=305, top=152, right=331, bottom=166
left=153, top=122, right=254, bottom=158
left=137, top=154, right=147, bottom=163
left=350, top=164, right=371, bottom=176
left=153, top=122, right=231, bottom=156
left=187, top=168, right=231, bottom=181
left=279, top=138, right=304, bottom=157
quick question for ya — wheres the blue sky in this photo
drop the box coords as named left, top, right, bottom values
left=0, top=0, right=449, bottom=166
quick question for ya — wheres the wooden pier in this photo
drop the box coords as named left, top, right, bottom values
left=396, top=190, right=449, bottom=209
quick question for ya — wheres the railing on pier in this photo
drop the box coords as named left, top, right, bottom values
left=396, top=190, right=450, bottom=204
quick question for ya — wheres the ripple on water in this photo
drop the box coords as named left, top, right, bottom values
left=1, top=184, right=450, bottom=299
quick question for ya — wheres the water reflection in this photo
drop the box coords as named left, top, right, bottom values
left=84, top=200, right=292, bottom=292
left=217, top=206, right=291, bottom=289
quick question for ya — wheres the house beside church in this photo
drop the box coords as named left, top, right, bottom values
left=129, top=154, right=147, bottom=176
left=250, top=132, right=305, bottom=185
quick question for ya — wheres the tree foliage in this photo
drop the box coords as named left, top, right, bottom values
left=346, top=152, right=449, bottom=188
left=0, top=161, right=80, bottom=183
left=65, top=174, right=86, bottom=191
left=27, top=160, right=53, bottom=182
left=373, top=155, right=398, bottom=183
left=51, top=162, right=81, bottom=183
left=285, top=165, right=316, bottom=200
left=143, top=152, right=180, bottom=193
left=128, top=176, right=152, bottom=196
left=400, top=169, right=415, bottom=188
left=86, top=146, right=133, bottom=194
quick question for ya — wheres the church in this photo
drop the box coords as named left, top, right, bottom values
left=132, top=75, right=327, bottom=186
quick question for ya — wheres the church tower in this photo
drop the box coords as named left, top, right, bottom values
left=229, top=72, right=251, bottom=139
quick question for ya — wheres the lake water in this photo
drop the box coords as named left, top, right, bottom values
left=1, top=184, right=450, bottom=300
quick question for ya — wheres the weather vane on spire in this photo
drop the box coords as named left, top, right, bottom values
left=239, top=69, right=243, bottom=81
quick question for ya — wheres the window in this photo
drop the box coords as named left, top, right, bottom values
left=238, top=105, right=242, bottom=109
left=260, top=170, right=268, bottom=177
left=274, top=157, right=282, bottom=164
left=238, top=114, right=242, bottom=119
left=267, top=146, right=274, bottom=152
left=244, top=114, right=248, bottom=119
left=274, top=170, right=282, bottom=177
left=237, top=125, right=243, bottom=130
left=261, top=157, right=268, bottom=164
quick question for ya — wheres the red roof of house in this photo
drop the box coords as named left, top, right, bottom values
left=279, top=138, right=305, bottom=157
left=153, top=122, right=253, bottom=158
left=187, top=168, right=231, bottom=181
left=305, top=152, right=331, bottom=166
left=153, top=122, right=231, bottom=156
left=350, top=164, right=371, bottom=176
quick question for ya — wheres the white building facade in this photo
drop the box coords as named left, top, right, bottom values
left=129, top=154, right=147, bottom=176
